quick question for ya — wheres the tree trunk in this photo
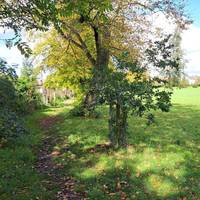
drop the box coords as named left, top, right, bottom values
left=118, top=107, right=128, bottom=148
left=82, top=90, right=96, bottom=113
left=81, top=26, right=110, bottom=114
left=109, top=103, right=117, bottom=147
left=108, top=102, right=128, bottom=148
left=81, top=48, right=109, bottom=115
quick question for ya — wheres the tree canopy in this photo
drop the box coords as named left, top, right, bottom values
left=0, top=0, right=190, bottom=147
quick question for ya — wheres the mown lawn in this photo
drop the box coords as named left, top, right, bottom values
left=172, top=87, right=200, bottom=106
left=1, top=87, right=200, bottom=199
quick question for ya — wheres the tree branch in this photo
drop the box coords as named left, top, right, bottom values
left=56, top=22, right=96, bottom=66
left=65, top=23, right=96, bottom=66
left=91, top=25, right=100, bottom=53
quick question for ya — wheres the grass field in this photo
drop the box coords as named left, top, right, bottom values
left=172, top=87, right=200, bottom=106
left=1, top=87, right=200, bottom=200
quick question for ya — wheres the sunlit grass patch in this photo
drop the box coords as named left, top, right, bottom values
left=145, top=174, right=178, bottom=197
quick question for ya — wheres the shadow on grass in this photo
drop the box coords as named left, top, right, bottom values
left=48, top=104, right=200, bottom=200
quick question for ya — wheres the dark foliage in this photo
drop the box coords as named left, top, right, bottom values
left=0, top=58, right=28, bottom=142
left=70, top=104, right=101, bottom=118
left=0, top=77, right=17, bottom=110
left=0, top=108, right=27, bottom=141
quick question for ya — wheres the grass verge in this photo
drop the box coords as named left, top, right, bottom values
left=0, top=107, right=66, bottom=200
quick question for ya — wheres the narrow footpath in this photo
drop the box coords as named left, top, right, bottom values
left=36, top=116, right=86, bottom=200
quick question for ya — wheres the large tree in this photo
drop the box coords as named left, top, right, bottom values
left=0, top=0, right=189, bottom=112
left=0, top=0, right=191, bottom=148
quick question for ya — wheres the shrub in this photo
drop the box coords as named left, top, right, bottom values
left=0, top=77, right=17, bottom=111
left=0, top=108, right=27, bottom=142
left=69, top=104, right=86, bottom=117
left=69, top=104, right=101, bottom=118
left=49, top=96, right=67, bottom=107
left=0, top=58, right=28, bottom=142
left=16, top=75, right=43, bottom=114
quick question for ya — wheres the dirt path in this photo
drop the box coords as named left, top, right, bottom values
left=36, top=116, right=86, bottom=200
